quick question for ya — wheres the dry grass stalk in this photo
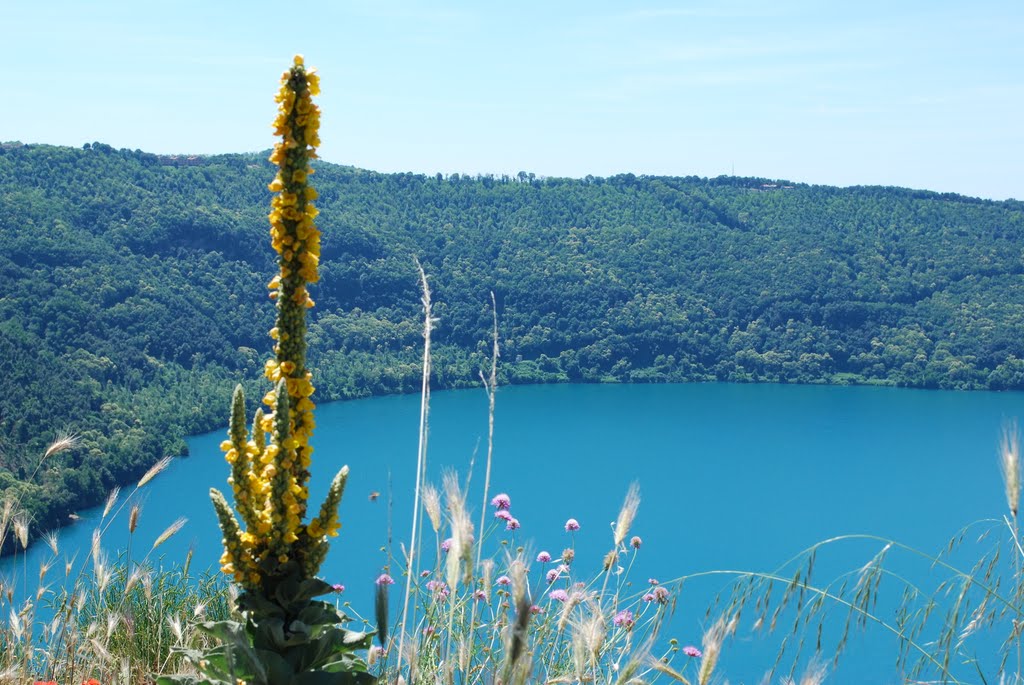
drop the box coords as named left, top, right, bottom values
left=151, top=517, right=187, bottom=551
left=780, top=659, right=827, bottom=685
left=613, top=483, right=641, bottom=548
left=422, top=483, right=442, bottom=533
left=697, top=615, right=731, bottom=685
left=102, top=487, right=121, bottom=519
left=138, top=455, right=173, bottom=489
left=1002, top=421, right=1021, bottom=518
left=13, top=515, right=28, bottom=549
left=43, top=431, right=79, bottom=460
left=128, top=502, right=141, bottom=534
left=396, top=257, right=435, bottom=676
left=571, top=606, right=606, bottom=681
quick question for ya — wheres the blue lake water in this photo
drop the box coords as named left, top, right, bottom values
left=6, top=382, right=1024, bottom=683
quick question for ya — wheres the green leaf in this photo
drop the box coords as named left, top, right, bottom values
left=291, top=670, right=376, bottom=685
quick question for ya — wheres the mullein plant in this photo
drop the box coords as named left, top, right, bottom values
left=159, top=56, right=376, bottom=685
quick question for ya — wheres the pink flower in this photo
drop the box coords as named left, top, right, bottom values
left=440, top=537, right=453, bottom=552
left=426, top=580, right=449, bottom=598
left=683, top=645, right=702, bottom=658
left=506, top=517, right=521, bottom=531
left=375, top=574, right=395, bottom=586
left=613, top=609, right=634, bottom=628
left=630, top=535, right=642, bottom=549
left=536, top=551, right=552, bottom=563
left=549, top=589, right=569, bottom=602
left=545, top=568, right=560, bottom=584
left=331, top=583, right=345, bottom=593
left=496, top=575, right=511, bottom=586
left=564, top=518, right=580, bottom=532
left=648, top=578, right=659, bottom=585
left=530, top=604, right=543, bottom=615
left=420, top=570, right=430, bottom=577
left=494, top=509, right=513, bottom=521
left=642, top=592, right=656, bottom=602
left=653, top=586, right=670, bottom=603
left=491, top=493, right=511, bottom=510
left=473, top=589, right=487, bottom=600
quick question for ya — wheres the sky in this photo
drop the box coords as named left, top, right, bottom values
left=2, top=0, right=1022, bottom=200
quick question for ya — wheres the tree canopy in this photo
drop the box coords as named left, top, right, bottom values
left=2, top=141, right=1022, bottom=539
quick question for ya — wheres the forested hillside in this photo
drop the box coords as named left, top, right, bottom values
left=2, top=141, right=1023, bottom=539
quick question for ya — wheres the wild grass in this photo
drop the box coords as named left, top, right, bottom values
left=0, top=441, right=229, bottom=685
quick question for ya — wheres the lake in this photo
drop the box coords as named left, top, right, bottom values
left=6, top=382, right=1023, bottom=683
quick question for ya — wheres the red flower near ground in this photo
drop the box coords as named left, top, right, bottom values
left=82, top=679, right=102, bottom=685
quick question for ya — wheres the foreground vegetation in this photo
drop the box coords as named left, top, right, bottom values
left=4, top=423, right=1024, bottom=684
left=2, top=135, right=1024, bottom=537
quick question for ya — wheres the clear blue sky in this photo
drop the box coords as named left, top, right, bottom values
left=3, top=0, right=1021, bottom=200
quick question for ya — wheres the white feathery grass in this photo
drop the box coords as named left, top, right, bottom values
left=43, top=430, right=79, bottom=460
left=151, top=516, right=187, bottom=551
left=1001, top=421, right=1021, bottom=517
left=780, top=659, right=827, bottom=685
left=396, top=256, right=434, bottom=676
left=168, top=615, right=183, bottom=643
left=571, top=606, right=606, bottom=681
left=43, top=530, right=58, bottom=555
left=422, top=483, right=441, bottom=533
left=698, top=615, right=731, bottom=685
left=13, top=515, right=28, bottom=549
left=138, top=455, right=173, bottom=488
left=102, top=486, right=121, bottom=519
left=613, top=482, right=641, bottom=547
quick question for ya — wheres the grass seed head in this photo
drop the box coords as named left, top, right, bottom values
left=152, top=517, right=187, bottom=551
left=613, top=482, right=641, bottom=547
left=138, top=456, right=173, bottom=488
left=423, top=483, right=442, bottom=533
left=44, top=430, right=79, bottom=460
left=1001, top=421, right=1020, bottom=517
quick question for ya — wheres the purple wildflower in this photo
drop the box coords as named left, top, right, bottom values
left=642, top=592, right=656, bottom=602
left=530, top=604, right=543, bottom=615
left=653, top=586, right=670, bottom=603
left=648, top=578, right=659, bottom=585
left=536, top=550, right=552, bottom=563
left=375, top=574, right=395, bottom=586
left=613, top=609, right=634, bottom=628
left=506, top=517, right=521, bottom=531
left=683, top=645, right=702, bottom=658
left=490, top=493, right=511, bottom=510
left=564, top=518, right=580, bottom=533
left=630, top=535, right=642, bottom=549
left=549, top=589, right=569, bottom=602
left=440, top=537, right=453, bottom=552
left=494, top=509, right=513, bottom=522
left=473, top=589, right=488, bottom=601
left=496, top=575, right=511, bottom=586
left=545, top=568, right=560, bottom=584
left=331, top=583, right=345, bottom=593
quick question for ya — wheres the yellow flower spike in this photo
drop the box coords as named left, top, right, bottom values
left=214, top=56, right=341, bottom=597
